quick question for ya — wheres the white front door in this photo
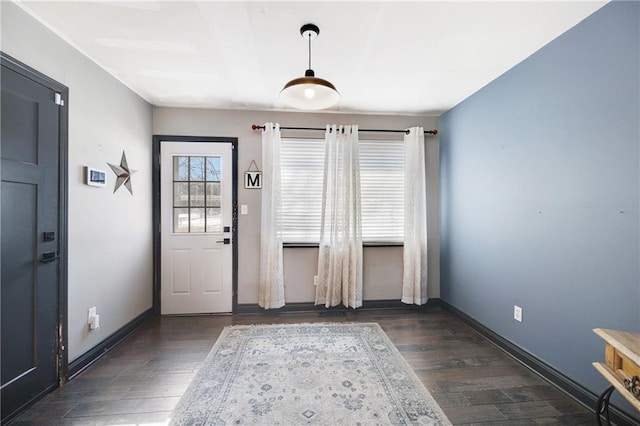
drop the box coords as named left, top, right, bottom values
left=160, top=141, right=233, bottom=314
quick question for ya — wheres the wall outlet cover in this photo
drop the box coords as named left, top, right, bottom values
left=90, top=314, right=100, bottom=330
left=514, top=305, right=523, bottom=322
left=88, top=306, right=97, bottom=324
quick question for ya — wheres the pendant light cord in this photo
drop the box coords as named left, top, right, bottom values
left=308, top=33, right=312, bottom=70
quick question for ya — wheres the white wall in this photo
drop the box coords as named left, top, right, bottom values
left=153, top=108, right=440, bottom=304
left=2, top=2, right=153, bottom=360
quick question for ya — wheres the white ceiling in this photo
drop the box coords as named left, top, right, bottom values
left=15, top=1, right=609, bottom=115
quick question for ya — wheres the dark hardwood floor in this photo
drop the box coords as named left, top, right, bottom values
left=13, top=307, right=596, bottom=425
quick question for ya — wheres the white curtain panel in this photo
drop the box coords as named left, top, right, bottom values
left=259, top=123, right=285, bottom=309
left=316, top=125, right=363, bottom=308
left=402, top=127, right=428, bottom=305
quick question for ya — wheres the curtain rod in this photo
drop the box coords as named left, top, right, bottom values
left=251, top=124, right=438, bottom=135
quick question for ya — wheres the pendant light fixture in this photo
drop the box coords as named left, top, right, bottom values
left=280, top=23, right=339, bottom=110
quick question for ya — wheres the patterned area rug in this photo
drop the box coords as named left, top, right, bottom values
left=170, top=323, right=451, bottom=425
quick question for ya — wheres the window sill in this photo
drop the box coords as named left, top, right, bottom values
left=283, top=242, right=404, bottom=248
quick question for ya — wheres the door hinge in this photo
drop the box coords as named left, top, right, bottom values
left=55, top=93, right=65, bottom=106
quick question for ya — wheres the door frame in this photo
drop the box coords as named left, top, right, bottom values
left=152, top=135, right=238, bottom=314
left=0, top=52, right=69, bottom=386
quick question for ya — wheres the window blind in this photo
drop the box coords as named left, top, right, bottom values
left=359, top=140, right=404, bottom=243
left=280, top=137, right=404, bottom=244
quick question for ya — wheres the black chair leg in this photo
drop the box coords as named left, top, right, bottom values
left=596, top=385, right=615, bottom=426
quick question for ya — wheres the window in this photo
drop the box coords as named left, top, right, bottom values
left=280, top=138, right=404, bottom=244
left=172, top=155, right=222, bottom=233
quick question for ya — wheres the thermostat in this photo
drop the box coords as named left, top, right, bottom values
left=85, top=167, right=107, bottom=187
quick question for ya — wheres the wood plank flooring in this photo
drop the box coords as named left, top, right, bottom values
left=12, top=308, right=596, bottom=425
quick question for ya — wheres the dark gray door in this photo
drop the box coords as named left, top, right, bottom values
left=1, top=61, right=61, bottom=420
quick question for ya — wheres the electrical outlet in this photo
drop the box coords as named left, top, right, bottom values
left=88, top=307, right=97, bottom=324
left=313, top=275, right=318, bottom=286
left=514, top=305, right=523, bottom=322
left=90, top=314, right=100, bottom=330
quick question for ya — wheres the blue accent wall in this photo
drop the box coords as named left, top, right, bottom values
left=439, top=0, right=639, bottom=412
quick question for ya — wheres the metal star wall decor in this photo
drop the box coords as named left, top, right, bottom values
left=107, top=151, right=137, bottom=195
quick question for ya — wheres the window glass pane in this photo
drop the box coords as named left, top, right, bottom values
left=190, top=208, right=205, bottom=233
left=173, top=182, right=189, bottom=207
left=173, top=156, right=189, bottom=181
left=206, top=208, right=221, bottom=233
left=190, top=157, right=204, bottom=181
left=207, top=197, right=221, bottom=208
left=173, top=155, right=223, bottom=234
left=173, top=208, right=189, bottom=233
left=206, top=182, right=220, bottom=200
left=190, top=182, right=205, bottom=207
left=206, top=157, right=221, bottom=181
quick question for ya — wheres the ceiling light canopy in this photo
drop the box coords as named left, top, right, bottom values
left=280, top=24, right=339, bottom=110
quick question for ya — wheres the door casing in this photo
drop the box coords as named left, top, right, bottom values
left=0, top=52, right=69, bottom=422
left=152, top=135, right=238, bottom=314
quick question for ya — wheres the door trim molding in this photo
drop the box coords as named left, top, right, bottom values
left=152, top=135, right=239, bottom=314
left=0, top=51, right=69, bottom=416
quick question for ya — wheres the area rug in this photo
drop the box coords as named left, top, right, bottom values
left=170, top=323, right=451, bottom=425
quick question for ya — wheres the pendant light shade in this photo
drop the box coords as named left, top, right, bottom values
left=280, top=24, right=339, bottom=110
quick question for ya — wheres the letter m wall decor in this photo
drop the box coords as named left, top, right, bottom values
left=244, top=160, right=262, bottom=189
